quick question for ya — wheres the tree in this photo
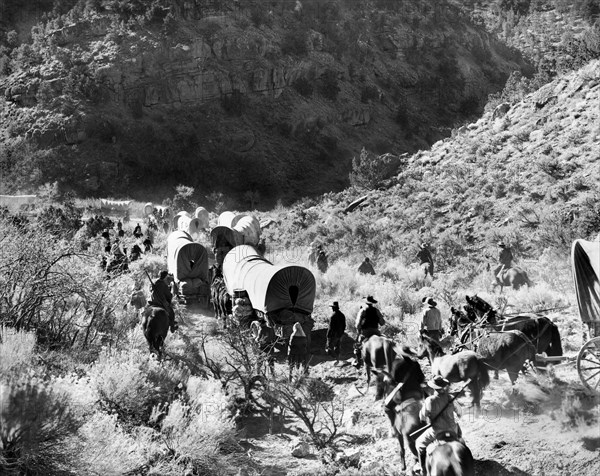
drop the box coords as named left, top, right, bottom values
left=244, top=190, right=260, bottom=209
left=172, top=185, right=197, bottom=213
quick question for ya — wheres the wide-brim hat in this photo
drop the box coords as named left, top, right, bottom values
left=498, top=241, right=505, bottom=247
left=426, top=297, right=437, bottom=307
left=330, top=301, right=339, bottom=309
left=365, top=295, right=377, bottom=304
left=428, top=376, right=450, bottom=390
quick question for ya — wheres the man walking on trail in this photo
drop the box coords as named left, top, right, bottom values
left=416, top=242, right=434, bottom=278
left=150, top=270, right=177, bottom=332
left=493, top=241, right=514, bottom=278
left=420, top=297, right=444, bottom=343
left=358, top=257, right=376, bottom=275
left=326, top=301, right=346, bottom=360
left=415, top=376, right=462, bottom=476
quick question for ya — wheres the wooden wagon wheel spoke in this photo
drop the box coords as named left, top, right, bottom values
left=577, top=337, right=600, bottom=394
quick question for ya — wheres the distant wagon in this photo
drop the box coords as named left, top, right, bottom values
left=167, top=230, right=210, bottom=305
left=210, top=212, right=261, bottom=266
left=0, top=194, right=37, bottom=211
left=223, top=245, right=316, bottom=345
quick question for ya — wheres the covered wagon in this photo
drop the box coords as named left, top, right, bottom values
left=167, top=230, right=210, bottom=304
left=223, top=245, right=316, bottom=344
left=210, top=213, right=261, bottom=266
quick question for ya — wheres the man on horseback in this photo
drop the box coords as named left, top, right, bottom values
left=353, top=296, right=385, bottom=367
left=493, top=241, right=514, bottom=279
left=150, top=271, right=178, bottom=333
left=415, top=376, right=462, bottom=476
left=420, top=297, right=444, bottom=343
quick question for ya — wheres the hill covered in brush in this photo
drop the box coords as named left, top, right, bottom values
left=0, top=0, right=529, bottom=205
left=260, top=59, right=600, bottom=270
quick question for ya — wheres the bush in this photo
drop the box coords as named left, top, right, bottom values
left=281, top=29, right=308, bottom=55
left=292, top=76, right=314, bottom=97
left=220, top=89, right=247, bottom=115
left=320, top=69, right=340, bottom=100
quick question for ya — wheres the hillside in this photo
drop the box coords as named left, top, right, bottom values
left=260, top=59, right=600, bottom=267
left=0, top=0, right=529, bottom=205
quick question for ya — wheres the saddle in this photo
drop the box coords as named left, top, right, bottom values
left=426, top=430, right=464, bottom=456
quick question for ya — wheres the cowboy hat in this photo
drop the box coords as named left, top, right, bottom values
left=365, top=296, right=378, bottom=304
left=497, top=241, right=505, bottom=247
left=426, top=297, right=437, bottom=307
left=428, top=376, right=450, bottom=390
left=330, top=301, right=339, bottom=309
left=159, top=270, right=169, bottom=280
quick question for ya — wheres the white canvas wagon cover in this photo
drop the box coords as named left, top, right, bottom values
left=223, top=245, right=316, bottom=314
left=167, top=230, right=208, bottom=283
left=572, top=239, right=600, bottom=323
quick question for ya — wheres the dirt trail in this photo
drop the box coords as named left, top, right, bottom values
left=173, top=309, right=600, bottom=476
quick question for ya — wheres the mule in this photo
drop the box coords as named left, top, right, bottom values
left=418, top=332, right=490, bottom=407
left=493, top=266, right=532, bottom=292
left=427, top=435, right=475, bottom=476
left=141, top=306, right=169, bottom=358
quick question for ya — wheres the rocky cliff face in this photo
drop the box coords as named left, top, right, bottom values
left=0, top=0, right=530, bottom=204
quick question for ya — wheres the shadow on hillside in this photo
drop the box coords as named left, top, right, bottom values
left=475, top=459, right=531, bottom=475
left=308, top=328, right=356, bottom=365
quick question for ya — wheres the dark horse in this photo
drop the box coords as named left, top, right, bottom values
left=209, top=264, right=231, bottom=323
left=418, top=331, right=490, bottom=407
left=357, top=334, right=398, bottom=400
left=464, top=295, right=563, bottom=358
left=379, top=355, right=426, bottom=472
left=450, top=308, right=536, bottom=384
left=493, top=266, right=532, bottom=292
left=428, top=437, right=475, bottom=476
left=141, top=306, right=169, bottom=358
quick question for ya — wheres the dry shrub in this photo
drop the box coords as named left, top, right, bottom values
left=89, top=348, right=189, bottom=427
left=0, top=326, right=36, bottom=375
left=0, top=376, right=80, bottom=475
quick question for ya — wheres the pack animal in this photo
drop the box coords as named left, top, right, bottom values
left=141, top=306, right=169, bottom=358
left=358, top=334, right=398, bottom=400
left=493, top=266, right=532, bottom=292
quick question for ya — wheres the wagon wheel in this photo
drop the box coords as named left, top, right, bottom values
left=577, top=336, right=600, bottom=394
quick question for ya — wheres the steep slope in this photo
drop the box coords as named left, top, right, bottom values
left=0, top=0, right=529, bottom=204
left=262, top=59, right=600, bottom=265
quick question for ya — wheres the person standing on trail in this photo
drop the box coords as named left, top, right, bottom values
left=415, top=376, right=462, bottom=476
left=420, top=297, right=444, bottom=343
left=416, top=243, right=434, bottom=278
left=358, top=257, right=376, bottom=275
left=316, top=244, right=328, bottom=273
left=326, top=301, right=346, bottom=360
left=149, top=270, right=177, bottom=333
left=288, top=322, right=309, bottom=379
left=493, top=241, right=514, bottom=278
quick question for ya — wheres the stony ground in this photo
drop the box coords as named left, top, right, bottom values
left=180, top=306, right=600, bottom=476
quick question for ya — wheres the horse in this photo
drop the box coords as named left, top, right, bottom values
left=493, top=266, right=532, bottom=292
left=427, top=435, right=475, bottom=476
left=450, top=310, right=536, bottom=384
left=378, top=356, right=426, bottom=472
left=357, top=334, right=398, bottom=400
left=209, top=264, right=231, bottom=323
left=418, top=331, right=490, bottom=407
left=465, top=295, right=563, bottom=358
left=141, top=306, right=169, bottom=358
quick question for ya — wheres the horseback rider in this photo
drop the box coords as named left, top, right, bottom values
left=356, top=296, right=385, bottom=339
left=420, top=297, right=444, bottom=343
left=415, top=376, right=462, bottom=476
left=133, top=223, right=143, bottom=238
left=149, top=271, right=178, bottom=333
left=493, top=241, right=514, bottom=279
left=416, top=242, right=434, bottom=278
